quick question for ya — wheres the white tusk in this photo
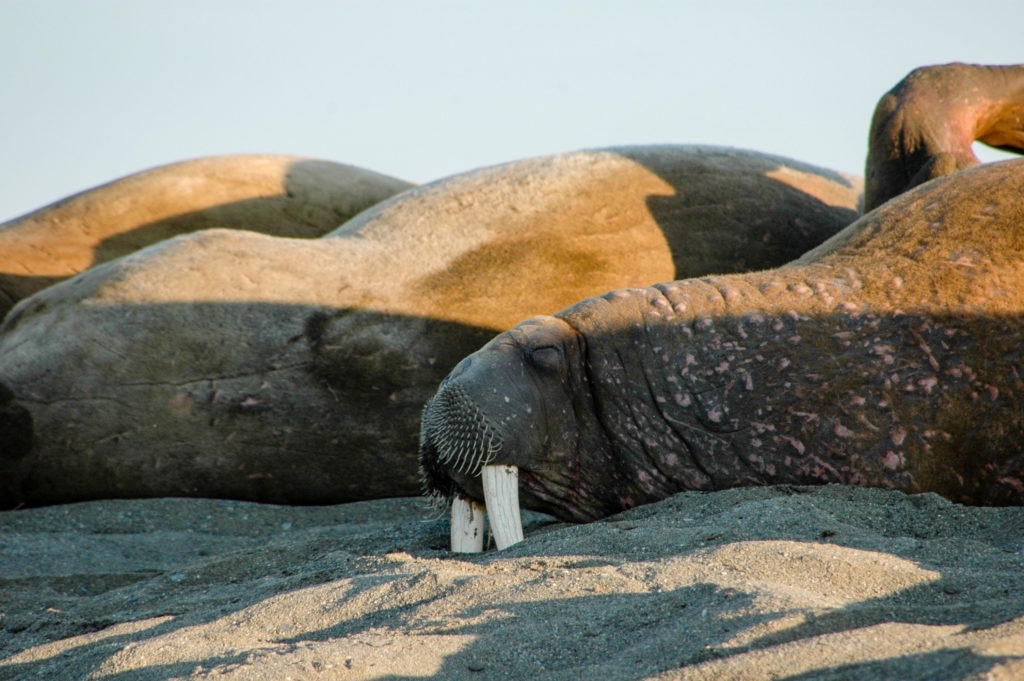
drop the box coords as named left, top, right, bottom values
left=482, top=464, right=524, bottom=550
left=450, top=496, right=486, bottom=553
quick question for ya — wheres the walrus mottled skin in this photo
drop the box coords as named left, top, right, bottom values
left=0, top=146, right=861, bottom=507
left=420, top=159, right=1024, bottom=547
left=0, top=154, right=413, bottom=318
left=865, top=62, right=1024, bottom=211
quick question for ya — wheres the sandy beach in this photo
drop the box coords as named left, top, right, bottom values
left=2, top=484, right=1023, bottom=680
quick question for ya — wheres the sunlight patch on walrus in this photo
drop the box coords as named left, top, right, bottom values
left=764, top=166, right=863, bottom=210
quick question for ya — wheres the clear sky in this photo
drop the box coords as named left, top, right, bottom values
left=1, top=0, right=1021, bottom=222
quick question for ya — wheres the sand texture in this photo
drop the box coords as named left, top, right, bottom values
left=2, top=485, right=1023, bottom=680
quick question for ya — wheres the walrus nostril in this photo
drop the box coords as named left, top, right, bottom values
left=422, top=383, right=502, bottom=477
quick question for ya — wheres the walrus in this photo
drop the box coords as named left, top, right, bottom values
left=0, top=145, right=861, bottom=507
left=0, top=154, right=413, bottom=318
left=419, top=158, right=1024, bottom=551
left=865, top=62, right=1024, bottom=211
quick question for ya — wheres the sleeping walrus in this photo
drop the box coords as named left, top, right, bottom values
left=422, top=61, right=1024, bottom=550
left=420, top=158, right=1024, bottom=551
left=0, top=154, right=413, bottom=318
left=6, top=62, right=1018, bottom=510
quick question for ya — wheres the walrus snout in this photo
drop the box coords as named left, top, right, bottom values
left=420, top=380, right=503, bottom=480
left=419, top=315, right=580, bottom=497
left=418, top=376, right=525, bottom=552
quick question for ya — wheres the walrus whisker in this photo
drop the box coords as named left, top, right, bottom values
left=422, top=383, right=503, bottom=478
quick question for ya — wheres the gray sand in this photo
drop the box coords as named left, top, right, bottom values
left=2, top=485, right=1023, bottom=680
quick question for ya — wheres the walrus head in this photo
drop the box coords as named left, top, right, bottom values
left=419, top=315, right=625, bottom=549
left=865, top=62, right=1024, bottom=211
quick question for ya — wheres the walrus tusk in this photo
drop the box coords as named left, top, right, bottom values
left=450, top=496, right=486, bottom=553
left=481, top=464, right=524, bottom=550
left=448, top=466, right=523, bottom=552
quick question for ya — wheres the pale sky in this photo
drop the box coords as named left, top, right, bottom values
left=1, top=0, right=1021, bottom=222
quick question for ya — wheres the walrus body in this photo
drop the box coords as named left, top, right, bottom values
left=0, top=146, right=862, bottom=507
left=0, top=154, right=413, bottom=317
left=420, top=159, right=1024, bottom=543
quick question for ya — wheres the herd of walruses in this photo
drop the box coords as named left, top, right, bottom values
left=2, top=63, right=1023, bottom=527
